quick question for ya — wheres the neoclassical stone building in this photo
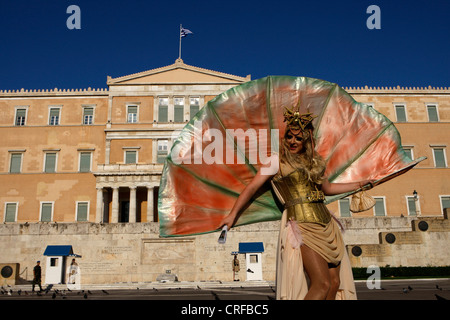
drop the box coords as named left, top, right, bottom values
left=0, top=60, right=448, bottom=285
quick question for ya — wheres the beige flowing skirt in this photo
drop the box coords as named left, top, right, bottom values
left=276, top=210, right=357, bottom=300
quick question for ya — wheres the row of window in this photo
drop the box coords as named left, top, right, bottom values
left=12, top=97, right=202, bottom=126
left=393, top=104, right=441, bottom=122
left=7, top=142, right=170, bottom=173
left=157, top=97, right=200, bottom=123
left=6, top=144, right=448, bottom=173
left=8, top=151, right=93, bottom=173
left=3, top=195, right=449, bottom=223
left=14, top=106, right=96, bottom=126
left=11, top=101, right=445, bottom=126
left=338, top=195, right=450, bottom=217
left=404, top=146, right=448, bottom=168
left=3, top=201, right=90, bottom=223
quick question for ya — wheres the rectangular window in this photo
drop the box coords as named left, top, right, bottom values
left=4, top=203, right=17, bottom=222
left=427, top=105, right=439, bottom=122
left=339, top=198, right=351, bottom=217
left=49, top=108, right=60, bottom=125
left=174, top=97, right=184, bottom=123
left=44, top=152, right=57, bottom=173
left=441, top=196, right=450, bottom=212
left=157, top=140, right=168, bottom=164
left=76, top=202, right=89, bottom=222
left=79, top=152, right=92, bottom=172
left=373, top=197, right=386, bottom=216
left=83, top=107, right=94, bottom=125
left=40, top=202, right=53, bottom=222
left=15, top=108, right=27, bottom=126
left=395, top=105, right=407, bottom=122
left=190, top=97, right=200, bottom=120
left=407, top=196, right=417, bottom=216
left=403, top=147, right=414, bottom=160
left=9, top=153, right=22, bottom=173
left=125, top=150, right=137, bottom=164
left=433, top=148, right=447, bottom=168
left=50, top=258, right=58, bottom=267
left=127, top=105, right=138, bottom=123
left=158, top=98, right=168, bottom=122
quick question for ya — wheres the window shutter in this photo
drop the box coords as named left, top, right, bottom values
left=77, top=202, right=88, bottom=221
left=5, top=203, right=17, bottom=222
left=427, top=106, right=439, bottom=122
left=434, top=149, right=446, bottom=168
left=10, top=154, right=22, bottom=173
left=45, top=153, right=56, bottom=173
left=80, top=152, right=91, bottom=172
left=125, top=151, right=136, bottom=164
left=374, top=198, right=386, bottom=216
left=41, top=203, right=52, bottom=222
left=159, top=105, right=168, bottom=122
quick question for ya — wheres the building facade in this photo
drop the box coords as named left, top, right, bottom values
left=0, top=60, right=448, bottom=285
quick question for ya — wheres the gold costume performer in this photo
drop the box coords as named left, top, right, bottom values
left=159, top=76, right=425, bottom=300
left=223, top=106, right=373, bottom=300
left=272, top=164, right=356, bottom=300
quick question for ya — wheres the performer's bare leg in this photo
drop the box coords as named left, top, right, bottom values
left=326, top=264, right=341, bottom=300
left=300, top=245, right=331, bottom=300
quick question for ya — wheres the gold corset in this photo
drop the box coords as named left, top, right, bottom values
left=271, top=169, right=331, bottom=226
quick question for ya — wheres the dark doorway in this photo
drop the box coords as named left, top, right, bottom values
left=120, top=201, right=129, bottom=222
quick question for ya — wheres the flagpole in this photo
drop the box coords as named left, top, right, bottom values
left=178, top=24, right=182, bottom=59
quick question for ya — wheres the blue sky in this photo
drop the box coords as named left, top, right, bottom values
left=0, top=0, right=449, bottom=90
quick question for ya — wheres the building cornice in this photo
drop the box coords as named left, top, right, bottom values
left=0, top=87, right=109, bottom=98
left=344, top=85, right=450, bottom=95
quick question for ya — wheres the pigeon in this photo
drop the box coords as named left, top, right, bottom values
left=436, top=284, right=443, bottom=291
left=83, top=293, right=88, bottom=299
left=408, top=285, right=413, bottom=291
left=102, top=289, right=109, bottom=294
left=402, top=288, right=409, bottom=293
left=435, top=294, right=447, bottom=300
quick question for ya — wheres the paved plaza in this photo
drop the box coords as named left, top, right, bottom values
left=1, top=278, right=449, bottom=300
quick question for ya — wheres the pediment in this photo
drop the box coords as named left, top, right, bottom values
left=107, top=59, right=250, bottom=86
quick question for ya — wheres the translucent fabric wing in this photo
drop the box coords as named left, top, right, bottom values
left=158, top=76, right=424, bottom=237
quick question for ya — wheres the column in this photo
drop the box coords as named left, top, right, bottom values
left=129, top=186, right=137, bottom=223
left=112, top=186, right=119, bottom=223
left=147, top=186, right=154, bottom=222
left=95, top=187, right=103, bottom=223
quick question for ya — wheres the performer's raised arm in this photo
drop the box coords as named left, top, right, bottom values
left=321, top=179, right=376, bottom=196
left=222, top=168, right=276, bottom=229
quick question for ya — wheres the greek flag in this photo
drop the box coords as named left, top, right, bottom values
left=180, top=27, right=193, bottom=38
